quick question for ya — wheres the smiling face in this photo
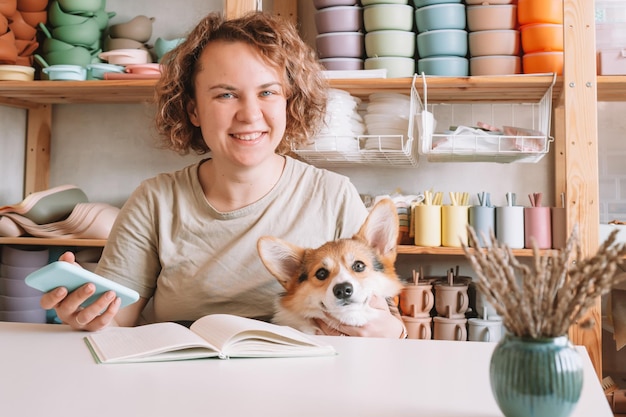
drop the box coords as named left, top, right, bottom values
left=186, top=40, right=288, bottom=168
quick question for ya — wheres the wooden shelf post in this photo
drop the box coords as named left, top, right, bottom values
left=558, top=0, right=601, bottom=376
left=24, top=104, right=51, bottom=196
left=224, top=0, right=297, bottom=24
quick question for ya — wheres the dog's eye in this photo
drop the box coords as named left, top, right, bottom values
left=352, top=261, right=366, bottom=273
left=315, top=268, right=329, bottom=281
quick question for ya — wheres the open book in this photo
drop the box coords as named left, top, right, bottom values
left=84, top=314, right=336, bottom=364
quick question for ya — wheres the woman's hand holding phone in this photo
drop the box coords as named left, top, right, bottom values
left=35, top=252, right=129, bottom=331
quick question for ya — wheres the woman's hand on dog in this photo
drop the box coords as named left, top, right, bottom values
left=314, top=294, right=406, bottom=338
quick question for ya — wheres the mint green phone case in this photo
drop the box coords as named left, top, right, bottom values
left=25, top=261, right=140, bottom=308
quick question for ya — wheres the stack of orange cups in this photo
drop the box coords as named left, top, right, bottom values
left=518, top=0, right=564, bottom=75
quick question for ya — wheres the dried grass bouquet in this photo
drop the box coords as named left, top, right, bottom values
left=462, top=226, right=626, bottom=338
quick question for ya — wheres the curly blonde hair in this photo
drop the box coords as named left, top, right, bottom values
left=154, top=11, right=328, bottom=155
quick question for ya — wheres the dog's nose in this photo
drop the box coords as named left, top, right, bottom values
left=333, top=282, right=353, bottom=300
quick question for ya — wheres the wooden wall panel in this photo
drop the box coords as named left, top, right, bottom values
left=224, top=0, right=258, bottom=19
left=224, top=0, right=297, bottom=24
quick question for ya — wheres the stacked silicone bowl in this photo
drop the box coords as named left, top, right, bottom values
left=1, top=0, right=48, bottom=67
left=101, top=14, right=153, bottom=61
left=465, top=0, right=521, bottom=76
left=362, top=0, right=416, bottom=78
left=414, top=0, right=468, bottom=76
left=36, top=0, right=115, bottom=80
left=0, top=245, right=48, bottom=323
left=517, top=0, right=564, bottom=75
left=304, top=88, right=364, bottom=151
left=314, top=0, right=364, bottom=71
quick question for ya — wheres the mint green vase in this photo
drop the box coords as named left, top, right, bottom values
left=490, top=334, right=584, bottom=417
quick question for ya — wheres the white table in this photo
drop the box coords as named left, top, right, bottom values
left=0, top=322, right=612, bottom=417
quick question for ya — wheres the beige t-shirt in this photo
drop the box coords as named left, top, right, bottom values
left=96, top=156, right=368, bottom=323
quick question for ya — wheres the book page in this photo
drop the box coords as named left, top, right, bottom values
left=85, top=322, right=221, bottom=363
left=190, top=314, right=336, bottom=358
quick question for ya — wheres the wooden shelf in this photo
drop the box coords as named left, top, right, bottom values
left=0, top=80, right=158, bottom=108
left=0, top=237, right=106, bottom=247
left=1, top=75, right=623, bottom=107
left=397, top=245, right=550, bottom=257
left=597, top=76, right=626, bottom=102
left=0, top=75, right=564, bottom=108
left=332, top=74, right=562, bottom=104
left=0, top=238, right=548, bottom=257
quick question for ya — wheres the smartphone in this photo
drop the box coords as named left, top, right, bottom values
left=25, top=261, right=140, bottom=308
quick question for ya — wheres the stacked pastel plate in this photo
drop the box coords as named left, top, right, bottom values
left=363, top=92, right=411, bottom=150
left=305, top=89, right=364, bottom=151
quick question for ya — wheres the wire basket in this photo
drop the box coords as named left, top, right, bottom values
left=292, top=134, right=418, bottom=167
left=416, top=73, right=556, bottom=163
left=292, top=77, right=420, bottom=168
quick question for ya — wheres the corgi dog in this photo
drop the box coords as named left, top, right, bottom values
left=257, top=198, right=404, bottom=334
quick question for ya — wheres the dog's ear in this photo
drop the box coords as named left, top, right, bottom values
left=355, top=198, right=399, bottom=257
left=257, top=236, right=306, bottom=289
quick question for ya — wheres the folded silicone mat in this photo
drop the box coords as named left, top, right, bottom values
left=0, top=185, right=88, bottom=224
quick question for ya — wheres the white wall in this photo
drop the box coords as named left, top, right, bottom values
left=598, top=101, right=626, bottom=223
left=0, top=106, right=26, bottom=203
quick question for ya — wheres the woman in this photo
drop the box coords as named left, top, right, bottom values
left=41, top=11, right=405, bottom=338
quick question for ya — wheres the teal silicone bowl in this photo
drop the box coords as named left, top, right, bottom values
left=86, top=63, right=125, bottom=80
left=42, top=64, right=88, bottom=81
left=413, top=0, right=461, bottom=8
left=415, top=3, right=466, bottom=32
left=417, top=56, right=469, bottom=76
left=417, top=29, right=468, bottom=58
